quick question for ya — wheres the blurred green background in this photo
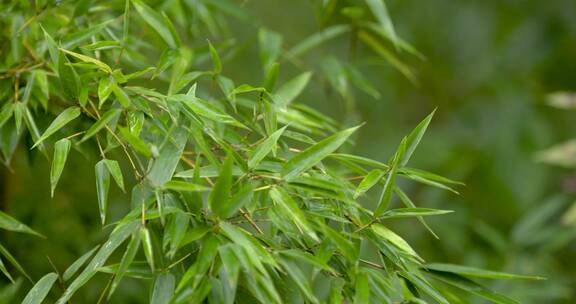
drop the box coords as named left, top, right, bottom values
left=2, top=0, right=576, bottom=302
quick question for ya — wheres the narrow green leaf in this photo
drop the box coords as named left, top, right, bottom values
left=0, top=104, right=14, bottom=130
left=98, top=77, right=114, bottom=108
left=176, top=235, right=219, bottom=292
left=118, top=127, right=151, bottom=157
left=287, top=25, right=350, bottom=58
left=208, top=41, right=222, bottom=73
left=372, top=224, right=419, bottom=258
left=108, top=233, right=140, bottom=299
left=147, top=128, right=187, bottom=186
left=50, top=138, right=71, bottom=197
left=140, top=226, right=155, bottom=271
left=104, top=159, right=125, bottom=192
left=133, top=0, right=178, bottom=48
left=163, top=180, right=210, bottom=192
left=353, top=270, right=370, bottom=304
left=380, top=208, right=453, bottom=219
left=428, top=272, right=520, bottom=304
left=0, top=243, right=32, bottom=283
left=282, top=125, right=360, bottom=181
left=273, top=72, right=312, bottom=108
left=0, top=211, right=43, bottom=238
left=395, top=187, right=440, bottom=239
left=57, top=52, right=79, bottom=99
left=248, top=126, right=287, bottom=168
left=95, top=160, right=111, bottom=225
left=270, top=187, right=319, bottom=241
left=80, top=108, right=122, bottom=143
left=22, top=272, right=58, bottom=304
left=258, top=28, right=283, bottom=72
left=424, top=264, right=546, bottom=281
left=399, top=271, right=449, bottom=304
left=365, top=0, right=398, bottom=47
left=401, top=110, right=435, bottom=166
left=63, top=245, right=100, bottom=281
left=59, top=48, right=112, bottom=73
left=151, top=273, right=175, bottom=304
left=355, top=169, right=385, bottom=198
left=56, top=221, right=138, bottom=304
left=171, top=94, right=246, bottom=129
left=0, top=256, right=13, bottom=283
left=209, top=155, right=233, bottom=218
left=34, top=107, right=80, bottom=149
left=374, top=138, right=406, bottom=217
left=112, top=84, right=132, bottom=108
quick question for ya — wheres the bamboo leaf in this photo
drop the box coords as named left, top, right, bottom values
left=401, top=110, right=435, bottom=167
left=355, top=169, right=385, bottom=198
left=95, top=160, right=111, bottom=225
left=270, top=187, right=318, bottom=241
left=104, top=159, right=125, bottom=192
left=208, top=41, right=222, bottom=73
left=50, top=139, right=71, bottom=197
left=209, top=155, right=233, bottom=218
left=374, top=138, right=406, bottom=217
left=59, top=48, right=112, bottom=73
left=151, top=273, right=175, bottom=304
left=282, top=125, right=360, bottom=181
left=133, top=0, right=179, bottom=48
left=424, top=264, right=546, bottom=281
left=56, top=221, right=138, bottom=304
left=63, top=245, right=100, bottom=281
left=365, top=0, right=398, bottom=47
left=34, top=107, right=80, bottom=149
left=109, top=233, right=140, bottom=299
left=163, top=180, right=210, bottom=192
left=0, top=211, right=43, bottom=238
left=248, top=126, right=287, bottom=168
left=80, top=108, right=122, bottom=143
left=22, top=272, right=58, bottom=304
left=273, top=72, right=312, bottom=108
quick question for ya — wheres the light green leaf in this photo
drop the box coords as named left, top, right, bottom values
left=273, top=72, right=312, bottom=107
left=163, top=180, right=210, bottom=192
left=59, top=48, right=112, bottom=73
left=0, top=243, right=32, bottom=283
left=424, top=264, right=546, bottom=281
left=112, top=84, right=132, bottom=108
left=151, top=273, right=175, bottom=304
left=104, top=159, right=125, bottom=192
left=401, top=110, right=435, bottom=166
left=57, top=53, right=79, bottom=100
left=0, top=210, right=43, bottom=238
left=56, top=221, right=139, bottom=304
left=399, top=271, right=449, bottom=304
left=248, top=126, right=287, bottom=168
left=63, top=245, right=100, bottom=281
left=50, top=138, right=71, bottom=197
left=355, top=169, right=385, bottom=198
left=109, top=233, right=140, bottom=299
left=33, top=107, right=80, bottom=149
left=133, top=0, right=179, bottom=48
left=365, top=0, right=397, bottom=47
left=95, top=160, right=111, bottom=225
left=209, top=155, right=233, bottom=218
left=282, top=125, right=360, bottom=181
left=287, top=25, right=350, bottom=58
left=270, top=187, right=318, bottom=241
left=147, top=128, right=187, bottom=186
left=374, top=137, right=406, bottom=217
left=140, top=226, right=155, bottom=271
left=353, top=270, right=369, bottom=304
left=98, top=76, right=114, bottom=108
left=208, top=41, right=222, bottom=73
left=258, top=28, right=283, bottom=72
left=371, top=224, right=419, bottom=258
left=118, top=127, right=151, bottom=157
left=380, top=208, right=453, bottom=219
left=22, top=272, right=58, bottom=304
left=80, top=108, right=122, bottom=143
left=176, top=235, right=219, bottom=292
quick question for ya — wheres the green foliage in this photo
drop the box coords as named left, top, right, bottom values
left=0, top=0, right=546, bottom=303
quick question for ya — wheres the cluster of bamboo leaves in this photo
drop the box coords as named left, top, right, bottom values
left=0, top=0, right=543, bottom=303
